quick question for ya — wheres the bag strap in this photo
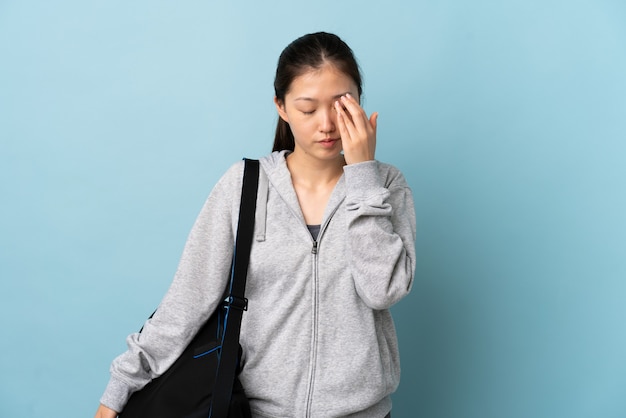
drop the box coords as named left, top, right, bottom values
left=210, top=158, right=259, bottom=418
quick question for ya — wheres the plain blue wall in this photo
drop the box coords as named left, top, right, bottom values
left=1, top=1, right=625, bottom=417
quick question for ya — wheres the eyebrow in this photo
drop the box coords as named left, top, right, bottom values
left=294, top=92, right=351, bottom=102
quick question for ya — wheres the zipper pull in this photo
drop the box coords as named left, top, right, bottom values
left=311, top=241, right=318, bottom=254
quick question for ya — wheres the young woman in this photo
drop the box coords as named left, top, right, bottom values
left=95, top=32, right=416, bottom=418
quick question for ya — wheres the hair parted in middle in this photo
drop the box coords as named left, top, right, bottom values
left=272, top=32, right=363, bottom=152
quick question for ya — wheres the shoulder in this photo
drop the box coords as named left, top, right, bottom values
left=211, top=160, right=245, bottom=192
left=211, top=153, right=277, bottom=197
left=259, top=150, right=289, bottom=175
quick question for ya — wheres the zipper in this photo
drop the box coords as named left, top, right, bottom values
left=303, top=205, right=341, bottom=416
left=305, top=237, right=319, bottom=417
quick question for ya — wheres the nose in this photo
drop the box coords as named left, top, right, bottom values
left=318, top=107, right=336, bottom=133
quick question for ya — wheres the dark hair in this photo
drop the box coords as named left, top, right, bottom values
left=272, top=32, right=363, bottom=152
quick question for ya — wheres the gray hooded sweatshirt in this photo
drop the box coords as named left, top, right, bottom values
left=101, top=151, right=416, bottom=417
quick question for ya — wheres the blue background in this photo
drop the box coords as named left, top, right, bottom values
left=1, top=1, right=625, bottom=417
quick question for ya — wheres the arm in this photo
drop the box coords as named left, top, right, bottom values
left=336, top=92, right=417, bottom=309
left=94, top=404, right=118, bottom=418
left=344, top=162, right=417, bottom=309
left=98, top=162, right=244, bottom=413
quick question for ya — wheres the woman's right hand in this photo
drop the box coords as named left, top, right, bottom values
left=94, top=404, right=118, bottom=418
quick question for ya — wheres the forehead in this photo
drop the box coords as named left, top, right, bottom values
left=287, top=65, right=358, bottom=100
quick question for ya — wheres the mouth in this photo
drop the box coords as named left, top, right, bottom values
left=318, top=138, right=340, bottom=148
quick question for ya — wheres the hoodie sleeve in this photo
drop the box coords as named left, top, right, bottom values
left=342, top=160, right=416, bottom=310
left=99, top=161, right=244, bottom=413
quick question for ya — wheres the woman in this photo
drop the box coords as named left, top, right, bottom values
left=96, top=31, right=416, bottom=418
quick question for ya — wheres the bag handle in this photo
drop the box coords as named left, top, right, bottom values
left=210, top=158, right=259, bottom=418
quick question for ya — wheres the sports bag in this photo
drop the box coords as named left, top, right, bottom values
left=119, top=158, right=259, bottom=418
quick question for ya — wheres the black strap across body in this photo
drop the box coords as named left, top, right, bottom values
left=119, top=158, right=259, bottom=418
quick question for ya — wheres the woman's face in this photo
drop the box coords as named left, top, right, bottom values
left=275, top=64, right=359, bottom=162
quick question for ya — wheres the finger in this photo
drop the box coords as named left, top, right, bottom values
left=340, top=94, right=368, bottom=131
left=335, top=101, right=351, bottom=141
left=336, top=99, right=360, bottom=142
left=369, top=112, right=378, bottom=132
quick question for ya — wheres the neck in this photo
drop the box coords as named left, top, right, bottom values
left=286, top=151, right=345, bottom=188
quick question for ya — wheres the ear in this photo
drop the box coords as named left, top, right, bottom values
left=274, top=97, right=289, bottom=123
